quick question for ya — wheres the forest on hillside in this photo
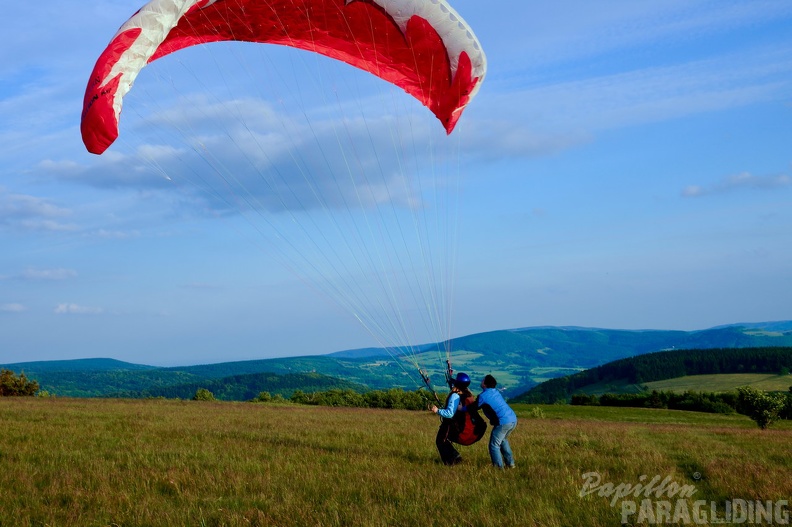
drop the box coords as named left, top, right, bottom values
left=514, top=346, right=792, bottom=404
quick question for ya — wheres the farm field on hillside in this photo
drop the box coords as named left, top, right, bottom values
left=1, top=398, right=790, bottom=526
left=643, top=373, right=792, bottom=393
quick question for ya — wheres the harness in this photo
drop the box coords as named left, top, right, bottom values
left=439, top=391, right=487, bottom=446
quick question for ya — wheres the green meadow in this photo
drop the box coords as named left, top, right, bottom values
left=643, top=373, right=792, bottom=393
left=1, top=398, right=790, bottom=527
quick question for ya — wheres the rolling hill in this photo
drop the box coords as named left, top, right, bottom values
left=3, top=321, right=791, bottom=399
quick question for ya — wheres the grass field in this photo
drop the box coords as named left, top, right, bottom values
left=1, top=398, right=790, bottom=526
left=577, top=373, right=792, bottom=397
left=643, top=373, right=792, bottom=393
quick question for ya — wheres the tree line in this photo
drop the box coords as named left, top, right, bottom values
left=190, top=386, right=431, bottom=410
left=137, top=371, right=367, bottom=400
left=572, top=387, right=792, bottom=429
left=288, top=388, right=429, bottom=409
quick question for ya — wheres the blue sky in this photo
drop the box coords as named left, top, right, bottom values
left=2, top=0, right=791, bottom=366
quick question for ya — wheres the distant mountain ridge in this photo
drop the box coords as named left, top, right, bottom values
left=0, top=357, right=156, bottom=373
left=134, top=372, right=368, bottom=401
left=3, top=321, right=791, bottom=399
left=710, top=321, right=792, bottom=331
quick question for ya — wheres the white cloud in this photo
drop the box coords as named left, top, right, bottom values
left=483, top=45, right=792, bottom=146
left=483, top=1, right=792, bottom=77
left=54, top=303, right=104, bottom=315
left=39, top=92, right=453, bottom=216
left=92, top=229, right=141, bottom=240
left=182, top=282, right=221, bottom=290
left=682, top=172, right=791, bottom=197
left=36, top=153, right=175, bottom=190
left=0, top=188, right=76, bottom=232
left=0, top=303, right=27, bottom=313
left=16, top=219, right=79, bottom=232
left=19, top=268, right=78, bottom=281
left=0, top=188, right=70, bottom=218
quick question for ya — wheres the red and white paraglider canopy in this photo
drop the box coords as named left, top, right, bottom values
left=81, top=0, right=487, bottom=154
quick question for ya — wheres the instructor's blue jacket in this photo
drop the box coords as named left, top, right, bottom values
left=476, top=388, right=517, bottom=426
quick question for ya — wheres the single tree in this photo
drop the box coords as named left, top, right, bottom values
left=192, top=388, right=216, bottom=401
left=0, top=369, right=39, bottom=396
left=736, top=386, right=785, bottom=430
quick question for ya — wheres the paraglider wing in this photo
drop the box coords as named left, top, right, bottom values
left=81, top=0, right=487, bottom=155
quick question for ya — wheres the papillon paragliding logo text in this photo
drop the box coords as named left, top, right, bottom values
left=580, top=472, right=790, bottom=525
